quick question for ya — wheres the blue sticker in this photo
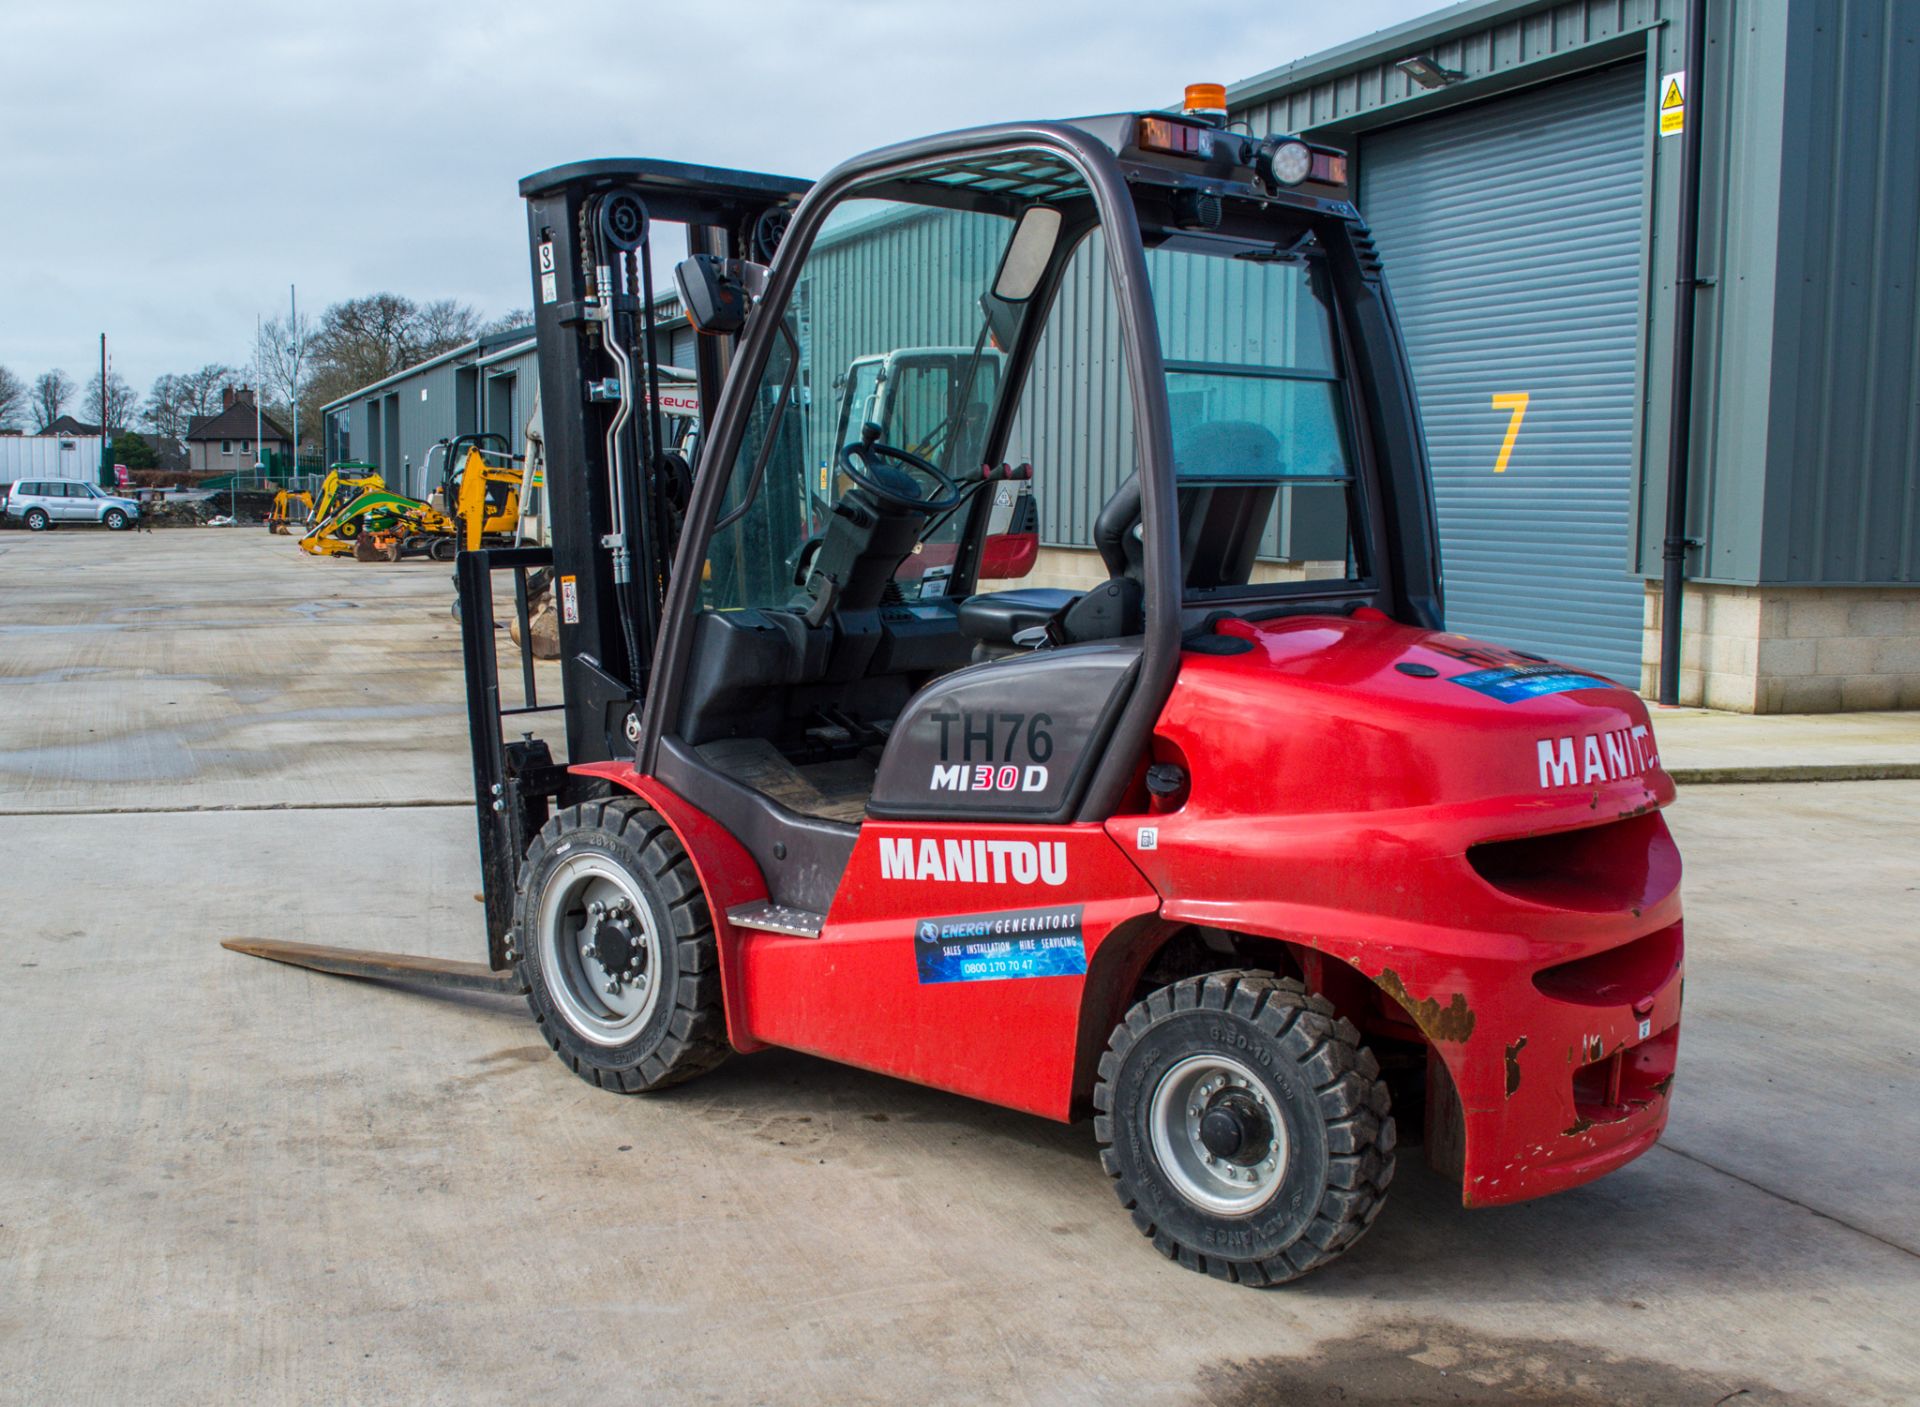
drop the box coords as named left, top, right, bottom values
left=914, top=905, right=1086, bottom=985
left=1448, top=665, right=1614, bottom=703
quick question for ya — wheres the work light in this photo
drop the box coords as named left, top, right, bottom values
left=1265, top=140, right=1312, bottom=187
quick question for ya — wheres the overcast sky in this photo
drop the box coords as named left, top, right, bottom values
left=0, top=0, right=1437, bottom=402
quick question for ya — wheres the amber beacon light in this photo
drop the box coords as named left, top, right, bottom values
left=1182, top=83, right=1228, bottom=122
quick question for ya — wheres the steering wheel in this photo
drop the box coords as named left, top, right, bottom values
left=837, top=424, right=963, bottom=513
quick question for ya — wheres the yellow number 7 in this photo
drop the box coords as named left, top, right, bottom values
left=1491, top=392, right=1529, bottom=473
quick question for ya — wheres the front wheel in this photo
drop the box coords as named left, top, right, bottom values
left=513, top=798, right=729, bottom=1092
left=1093, top=970, right=1395, bottom=1286
left=104, top=509, right=128, bottom=531
left=25, top=509, right=49, bottom=531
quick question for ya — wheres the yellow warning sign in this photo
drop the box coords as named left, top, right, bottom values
left=1659, top=70, right=1686, bottom=137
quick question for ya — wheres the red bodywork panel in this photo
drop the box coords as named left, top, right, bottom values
left=892, top=530, right=1039, bottom=583
left=575, top=611, right=1683, bottom=1207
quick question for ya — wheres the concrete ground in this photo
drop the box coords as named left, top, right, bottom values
left=2, top=529, right=1917, bottom=1406
left=1654, top=706, right=1920, bottom=783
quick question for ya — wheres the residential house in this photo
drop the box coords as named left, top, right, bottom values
left=183, top=387, right=289, bottom=476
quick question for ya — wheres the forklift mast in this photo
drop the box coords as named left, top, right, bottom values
left=519, top=160, right=809, bottom=766
left=457, top=160, right=808, bottom=963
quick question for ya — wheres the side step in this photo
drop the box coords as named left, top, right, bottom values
left=725, top=901, right=824, bottom=938
left=221, top=938, right=521, bottom=993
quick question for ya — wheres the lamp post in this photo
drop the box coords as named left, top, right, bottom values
left=290, top=283, right=299, bottom=480
left=99, top=333, right=111, bottom=488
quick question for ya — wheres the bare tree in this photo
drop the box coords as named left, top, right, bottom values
left=140, top=366, right=236, bottom=474
left=414, top=299, right=484, bottom=357
left=178, top=363, right=238, bottom=418
left=31, top=369, right=75, bottom=431
left=84, top=369, right=139, bottom=436
left=254, top=311, right=314, bottom=449
left=0, top=365, right=26, bottom=430
left=312, top=293, right=423, bottom=389
left=142, top=374, right=193, bottom=441
left=482, top=309, right=535, bottom=337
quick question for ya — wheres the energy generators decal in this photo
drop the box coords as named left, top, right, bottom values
left=913, top=905, right=1086, bottom=985
left=1447, top=664, right=1612, bottom=703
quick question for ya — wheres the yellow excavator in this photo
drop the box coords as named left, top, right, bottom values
left=309, top=435, right=529, bottom=563
left=435, top=434, right=527, bottom=552
left=302, top=488, right=457, bottom=560
left=297, top=464, right=387, bottom=555
left=266, top=489, right=313, bottom=534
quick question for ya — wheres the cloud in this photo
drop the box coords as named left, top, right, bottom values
left=0, top=0, right=1432, bottom=395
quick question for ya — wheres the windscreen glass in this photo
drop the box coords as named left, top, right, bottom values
left=1147, top=234, right=1368, bottom=594
left=706, top=153, right=1087, bottom=612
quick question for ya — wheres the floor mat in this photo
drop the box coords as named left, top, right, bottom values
left=696, top=738, right=872, bottom=823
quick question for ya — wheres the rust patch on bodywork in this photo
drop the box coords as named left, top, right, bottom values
left=1377, top=968, right=1476, bottom=1044
left=1563, top=1117, right=1595, bottom=1137
left=1504, top=1036, right=1527, bottom=1097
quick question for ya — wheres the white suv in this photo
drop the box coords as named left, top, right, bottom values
left=5, top=478, right=141, bottom=531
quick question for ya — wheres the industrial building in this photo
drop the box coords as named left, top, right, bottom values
left=1225, top=0, right=1920, bottom=710
left=320, top=327, right=541, bottom=502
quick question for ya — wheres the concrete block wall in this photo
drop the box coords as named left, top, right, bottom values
left=1017, top=547, right=1333, bottom=594
left=1642, top=583, right=1920, bottom=712
left=1020, top=546, right=1109, bottom=593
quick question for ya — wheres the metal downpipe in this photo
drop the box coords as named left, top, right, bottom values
left=1658, top=0, right=1708, bottom=706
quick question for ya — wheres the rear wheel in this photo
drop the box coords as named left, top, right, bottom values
left=25, top=509, right=49, bottom=531
left=1093, top=970, right=1395, bottom=1286
left=513, top=798, right=729, bottom=1092
left=104, top=509, right=128, bottom=531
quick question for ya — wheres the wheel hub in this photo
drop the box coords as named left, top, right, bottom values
left=1148, top=1053, right=1291, bottom=1214
left=588, top=911, right=639, bottom=974
left=584, top=900, right=650, bottom=993
left=535, top=857, right=664, bottom=1045
left=1198, top=1090, right=1273, bottom=1166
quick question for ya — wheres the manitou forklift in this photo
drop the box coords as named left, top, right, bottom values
left=235, top=90, right=1684, bottom=1286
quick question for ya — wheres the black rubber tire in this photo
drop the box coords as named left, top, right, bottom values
left=104, top=509, right=128, bottom=531
left=430, top=537, right=458, bottom=562
left=1093, top=970, right=1395, bottom=1286
left=513, top=798, right=730, bottom=1093
left=25, top=509, right=49, bottom=531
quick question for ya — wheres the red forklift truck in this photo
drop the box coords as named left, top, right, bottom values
left=236, top=95, right=1683, bottom=1286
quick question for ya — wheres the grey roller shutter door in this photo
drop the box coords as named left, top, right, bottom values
left=1360, top=62, right=1646, bottom=684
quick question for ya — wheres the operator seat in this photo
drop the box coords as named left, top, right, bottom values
left=958, top=421, right=1285, bottom=652
left=1077, top=419, right=1286, bottom=614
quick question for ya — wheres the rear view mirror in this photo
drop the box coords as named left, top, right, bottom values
left=980, top=292, right=1022, bottom=352
left=992, top=205, right=1062, bottom=302
left=674, top=254, right=758, bottom=334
